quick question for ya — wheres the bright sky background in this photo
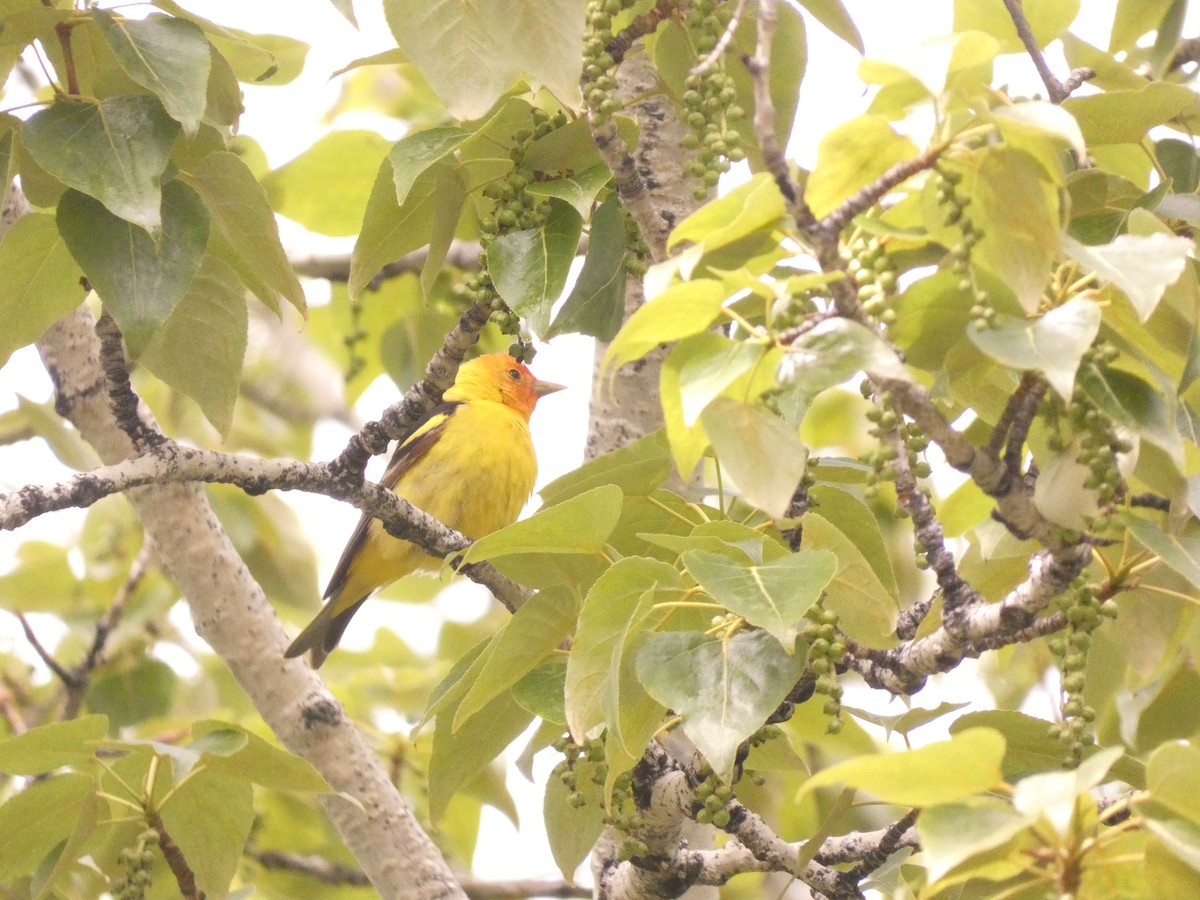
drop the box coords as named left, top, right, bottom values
left=0, top=0, right=1181, bottom=890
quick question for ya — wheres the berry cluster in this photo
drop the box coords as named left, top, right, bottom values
left=1048, top=578, right=1118, bottom=765
left=863, top=397, right=932, bottom=504
left=693, top=768, right=733, bottom=827
left=801, top=604, right=845, bottom=734
left=933, top=167, right=990, bottom=329
left=605, top=771, right=650, bottom=859
left=466, top=110, right=567, bottom=343
left=582, top=0, right=630, bottom=123
left=551, top=732, right=606, bottom=808
left=843, top=234, right=898, bottom=325
left=624, top=207, right=649, bottom=278
left=1043, top=348, right=1131, bottom=532
left=111, top=829, right=159, bottom=900
left=681, top=1, right=745, bottom=200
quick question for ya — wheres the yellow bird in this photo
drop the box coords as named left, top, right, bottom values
left=286, top=353, right=564, bottom=667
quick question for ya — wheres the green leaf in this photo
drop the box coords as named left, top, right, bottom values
left=1077, top=364, right=1183, bottom=465
left=920, top=797, right=1035, bottom=883
left=1147, top=741, right=1200, bottom=827
left=428, top=692, right=532, bottom=823
left=191, top=151, right=306, bottom=315
left=566, top=558, right=682, bottom=750
left=890, top=271, right=974, bottom=370
left=526, top=163, right=612, bottom=218
left=488, top=200, right=583, bottom=334
left=969, top=147, right=1060, bottom=313
left=540, top=430, right=673, bottom=507
left=1110, top=0, right=1178, bottom=51
left=512, top=659, right=568, bottom=724
left=801, top=512, right=898, bottom=647
left=703, top=397, right=809, bottom=518
left=454, top=587, right=577, bottom=730
left=1012, top=746, right=1123, bottom=839
left=264, top=130, right=392, bottom=237
left=779, top=317, right=911, bottom=392
left=859, top=30, right=999, bottom=100
left=462, top=484, right=622, bottom=564
left=602, top=279, right=728, bottom=372
left=546, top=193, right=626, bottom=341
left=0, top=212, right=84, bottom=366
left=57, top=181, right=209, bottom=357
left=349, top=155, right=440, bottom=297
left=636, top=629, right=806, bottom=779
left=951, top=710, right=1145, bottom=785
left=800, top=728, right=1005, bottom=806
left=1064, top=82, right=1200, bottom=145
left=159, top=769, right=253, bottom=898
left=0, top=715, right=107, bottom=774
left=85, top=658, right=178, bottom=728
left=139, top=255, right=246, bottom=435
left=190, top=721, right=331, bottom=793
left=843, top=701, right=971, bottom=740
left=0, top=773, right=95, bottom=881
left=668, top=173, right=788, bottom=252
left=953, top=0, right=1078, bottom=53
left=382, top=0, right=584, bottom=119
left=682, top=549, right=836, bottom=648
left=992, top=101, right=1086, bottom=160
left=809, top=485, right=899, bottom=598
left=92, top=10, right=211, bottom=135
left=544, top=758, right=607, bottom=879
left=22, top=96, right=179, bottom=233
left=967, top=297, right=1101, bottom=400
left=388, top=126, right=470, bottom=204
left=793, top=0, right=863, bottom=52
left=1062, top=232, right=1191, bottom=322
left=804, top=115, right=919, bottom=219
left=1120, top=512, right=1200, bottom=591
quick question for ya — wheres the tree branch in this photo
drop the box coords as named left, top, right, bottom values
left=32, top=287, right=467, bottom=897
left=1001, top=0, right=1094, bottom=103
left=744, top=0, right=808, bottom=220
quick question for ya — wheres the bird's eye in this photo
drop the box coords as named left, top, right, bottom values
left=508, top=368, right=522, bottom=381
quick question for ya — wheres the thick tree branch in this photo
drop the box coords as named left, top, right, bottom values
left=0, top=440, right=529, bottom=612
left=31, top=287, right=467, bottom=897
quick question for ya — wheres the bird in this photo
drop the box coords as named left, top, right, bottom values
left=285, top=353, right=564, bottom=668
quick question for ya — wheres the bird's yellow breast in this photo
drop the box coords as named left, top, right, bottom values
left=333, top=400, right=538, bottom=604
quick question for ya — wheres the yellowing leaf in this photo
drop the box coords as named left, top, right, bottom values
left=703, top=397, right=808, bottom=519
left=798, top=728, right=1006, bottom=806
left=804, top=116, right=919, bottom=219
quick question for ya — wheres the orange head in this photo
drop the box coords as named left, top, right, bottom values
left=444, top=353, right=565, bottom=419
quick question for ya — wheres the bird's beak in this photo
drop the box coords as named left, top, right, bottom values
left=532, top=379, right=567, bottom=398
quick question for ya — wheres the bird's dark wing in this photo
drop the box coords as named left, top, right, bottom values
left=322, top=401, right=461, bottom=601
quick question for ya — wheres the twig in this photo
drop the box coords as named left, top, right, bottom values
left=327, top=300, right=491, bottom=483
left=816, top=145, right=943, bottom=239
left=887, top=421, right=982, bottom=616
left=1001, top=0, right=1094, bottom=103
left=61, top=543, right=156, bottom=720
left=1129, top=493, right=1170, bottom=512
left=289, top=240, right=482, bottom=286
left=95, top=312, right=164, bottom=451
left=841, top=809, right=920, bottom=880
left=0, top=683, right=29, bottom=735
left=15, top=611, right=79, bottom=688
left=743, top=0, right=809, bottom=219
left=607, top=0, right=674, bottom=66
left=690, top=0, right=749, bottom=76
left=986, top=372, right=1045, bottom=474
left=147, top=811, right=203, bottom=900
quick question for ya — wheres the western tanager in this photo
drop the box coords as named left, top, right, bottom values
left=286, top=353, right=564, bottom=667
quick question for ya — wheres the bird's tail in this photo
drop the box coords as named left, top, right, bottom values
left=284, top=595, right=368, bottom=669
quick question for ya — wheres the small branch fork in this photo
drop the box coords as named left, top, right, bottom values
left=1001, top=0, right=1094, bottom=103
